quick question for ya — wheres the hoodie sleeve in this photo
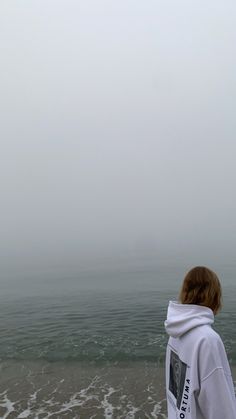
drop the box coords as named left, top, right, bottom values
left=198, top=367, right=236, bottom=419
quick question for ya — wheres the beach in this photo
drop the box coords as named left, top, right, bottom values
left=0, top=360, right=236, bottom=418
left=0, top=361, right=167, bottom=418
left=0, top=284, right=235, bottom=418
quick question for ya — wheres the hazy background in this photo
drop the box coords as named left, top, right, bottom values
left=1, top=0, right=236, bottom=291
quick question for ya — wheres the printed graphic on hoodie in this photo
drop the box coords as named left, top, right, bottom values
left=169, top=350, right=187, bottom=409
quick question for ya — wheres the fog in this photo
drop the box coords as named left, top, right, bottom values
left=1, top=0, right=236, bottom=284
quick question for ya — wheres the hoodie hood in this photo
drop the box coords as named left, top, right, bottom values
left=164, top=301, right=214, bottom=338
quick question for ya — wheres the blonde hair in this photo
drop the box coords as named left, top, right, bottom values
left=179, top=266, right=222, bottom=314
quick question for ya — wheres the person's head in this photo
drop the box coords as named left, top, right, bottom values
left=179, top=266, right=222, bottom=314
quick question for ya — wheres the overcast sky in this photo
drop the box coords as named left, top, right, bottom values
left=1, top=0, right=236, bottom=278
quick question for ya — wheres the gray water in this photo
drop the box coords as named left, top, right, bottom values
left=0, top=266, right=235, bottom=418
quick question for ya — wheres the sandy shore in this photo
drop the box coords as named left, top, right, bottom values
left=0, top=360, right=167, bottom=418
left=0, top=361, right=235, bottom=418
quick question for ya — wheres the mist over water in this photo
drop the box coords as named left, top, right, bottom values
left=1, top=237, right=236, bottom=302
left=0, top=266, right=235, bottom=418
left=1, top=1, right=236, bottom=416
left=1, top=0, right=236, bottom=293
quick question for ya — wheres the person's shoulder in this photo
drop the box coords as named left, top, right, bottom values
left=197, top=325, right=225, bottom=351
left=198, top=324, right=221, bottom=339
left=191, top=324, right=222, bottom=345
left=197, top=326, right=231, bottom=377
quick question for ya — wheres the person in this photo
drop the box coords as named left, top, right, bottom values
left=164, top=266, right=236, bottom=419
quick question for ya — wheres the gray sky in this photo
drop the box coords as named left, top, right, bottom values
left=1, top=0, right=236, bottom=278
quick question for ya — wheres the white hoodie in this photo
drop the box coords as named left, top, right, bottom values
left=164, top=301, right=236, bottom=419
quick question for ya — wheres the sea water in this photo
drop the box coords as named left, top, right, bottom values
left=0, top=266, right=235, bottom=418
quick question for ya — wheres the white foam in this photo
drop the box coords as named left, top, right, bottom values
left=101, top=386, right=116, bottom=418
left=150, top=402, right=162, bottom=418
left=0, top=372, right=167, bottom=418
left=41, top=375, right=101, bottom=417
left=126, top=401, right=140, bottom=418
left=0, top=391, right=16, bottom=419
left=18, top=409, right=31, bottom=418
left=29, top=390, right=39, bottom=402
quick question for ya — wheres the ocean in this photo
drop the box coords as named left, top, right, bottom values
left=0, top=266, right=235, bottom=418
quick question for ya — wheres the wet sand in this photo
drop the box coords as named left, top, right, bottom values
left=0, top=361, right=167, bottom=418
left=0, top=361, right=235, bottom=418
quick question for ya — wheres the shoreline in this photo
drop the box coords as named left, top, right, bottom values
left=0, top=360, right=167, bottom=418
left=0, top=360, right=235, bottom=418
